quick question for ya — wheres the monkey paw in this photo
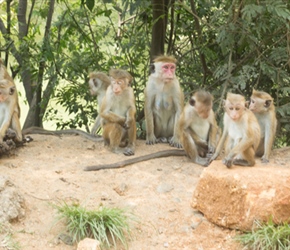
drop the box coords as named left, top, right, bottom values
left=261, top=156, right=269, bottom=163
left=123, top=147, right=135, bottom=156
left=146, top=136, right=158, bottom=145
left=222, top=158, right=233, bottom=168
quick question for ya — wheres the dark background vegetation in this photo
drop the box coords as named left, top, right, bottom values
left=0, top=0, right=289, bottom=146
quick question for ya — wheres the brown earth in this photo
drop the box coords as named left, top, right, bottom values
left=0, top=134, right=288, bottom=250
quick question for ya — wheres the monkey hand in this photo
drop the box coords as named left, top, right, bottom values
left=123, top=122, right=130, bottom=130
left=123, top=147, right=135, bottom=156
left=261, top=156, right=269, bottom=163
left=207, top=153, right=218, bottom=165
left=169, top=137, right=182, bottom=148
left=146, top=135, right=158, bottom=145
left=222, top=157, right=233, bottom=168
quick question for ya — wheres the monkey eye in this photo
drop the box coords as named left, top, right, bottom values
left=251, top=99, right=255, bottom=103
left=163, top=65, right=169, bottom=69
left=229, top=107, right=234, bottom=110
left=235, top=107, right=240, bottom=111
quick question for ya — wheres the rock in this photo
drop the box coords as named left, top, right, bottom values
left=192, top=160, right=290, bottom=231
left=0, top=175, right=25, bottom=223
left=77, top=238, right=100, bottom=250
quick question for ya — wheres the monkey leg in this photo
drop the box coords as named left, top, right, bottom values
left=123, top=122, right=136, bottom=156
left=182, top=132, right=208, bottom=167
left=255, top=139, right=264, bottom=157
left=233, top=147, right=256, bottom=167
left=102, top=123, right=124, bottom=154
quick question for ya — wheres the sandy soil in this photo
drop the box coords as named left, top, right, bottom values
left=0, top=133, right=266, bottom=250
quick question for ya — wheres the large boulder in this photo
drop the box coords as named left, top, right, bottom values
left=192, top=160, right=290, bottom=231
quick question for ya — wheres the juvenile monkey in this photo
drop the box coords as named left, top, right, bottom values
left=0, top=79, right=22, bottom=142
left=249, top=89, right=277, bottom=163
left=100, top=69, right=136, bottom=156
left=178, top=90, right=219, bottom=166
left=144, top=55, right=184, bottom=148
left=88, top=72, right=111, bottom=135
left=209, top=93, right=260, bottom=168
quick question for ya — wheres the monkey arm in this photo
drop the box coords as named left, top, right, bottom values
left=101, top=111, right=126, bottom=126
left=227, top=137, right=255, bottom=160
left=10, top=110, right=23, bottom=142
left=91, top=115, right=101, bottom=135
left=144, top=92, right=157, bottom=144
left=208, top=119, right=219, bottom=153
left=170, top=92, right=184, bottom=148
left=124, top=106, right=136, bottom=129
left=209, top=129, right=228, bottom=163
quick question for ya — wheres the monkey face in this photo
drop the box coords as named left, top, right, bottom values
left=161, top=63, right=176, bottom=81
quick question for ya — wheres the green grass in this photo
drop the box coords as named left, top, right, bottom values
left=236, top=219, right=290, bottom=250
left=53, top=202, right=136, bottom=249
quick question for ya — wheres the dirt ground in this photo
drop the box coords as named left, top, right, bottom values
left=2, top=133, right=287, bottom=250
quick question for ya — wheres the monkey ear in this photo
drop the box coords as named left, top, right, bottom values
left=245, top=100, right=250, bottom=108
left=189, top=98, right=195, bottom=106
left=265, top=100, right=272, bottom=108
left=149, top=64, right=155, bottom=75
left=9, top=86, right=15, bottom=95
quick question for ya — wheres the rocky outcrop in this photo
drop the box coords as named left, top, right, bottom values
left=192, top=160, right=290, bottom=231
left=0, top=175, right=25, bottom=223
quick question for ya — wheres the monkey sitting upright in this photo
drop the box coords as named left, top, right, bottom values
left=209, top=93, right=261, bottom=168
left=249, top=89, right=277, bottom=163
left=100, top=69, right=136, bottom=156
left=144, top=55, right=184, bottom=148
left=88, top=72, right=111, bottom=135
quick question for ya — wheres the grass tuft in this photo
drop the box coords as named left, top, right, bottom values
left=235, top=219, right=290, bottom=250
left=53, top=202, right=135, bottom=249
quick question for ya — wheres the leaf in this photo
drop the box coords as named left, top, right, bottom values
left=85, top=0, right=95, bottom=11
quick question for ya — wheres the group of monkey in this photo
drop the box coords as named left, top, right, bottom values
left=86, top=55, right=277, bottom=170
left=0, top=55, right=276, bottom=171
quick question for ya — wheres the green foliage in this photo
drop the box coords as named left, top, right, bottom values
left=53, top=202, right=135, bottom=249
left=236, top=219, right=290, bottom=250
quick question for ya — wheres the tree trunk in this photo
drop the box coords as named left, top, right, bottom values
left=150, top=0, right=169, bottom=61
left=23, top=0, right=55, bottom=129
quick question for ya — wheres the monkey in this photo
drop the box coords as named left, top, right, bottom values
left=100, top=68, right=136, bottom=156
left=249, top=89, right=277, bottom=163
left=144, top=55, right=184, bottom=148
left=88, top=72, right=111, bottom=135
left=178, top=90, right=219, bottom=166
left=209, top=93, right=261, bottom=168
left=0, top=79, right=22, bottom=142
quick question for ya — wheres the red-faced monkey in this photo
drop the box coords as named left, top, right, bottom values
left=144, top=55, right=184, bottom=148
left=100, top=69, right=136, bottom=156
left=88, top=72, right=111, bottom=135
left=0, top=79, right=22, bottom=142
left=249, top=89, right=277, bottom=163
left=209, top=93, right=260, bottom=168
left=178, top=90, right=219, bottom=166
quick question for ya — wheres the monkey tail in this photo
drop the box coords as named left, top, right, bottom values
left=22, top=126, right=103, bottom=142
left=84, top=149, right=186, bottom=171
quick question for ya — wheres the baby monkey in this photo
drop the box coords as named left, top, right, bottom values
left=178, top=90, right=219, bottom=166
left=209, top=93, right=261, bottom=168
